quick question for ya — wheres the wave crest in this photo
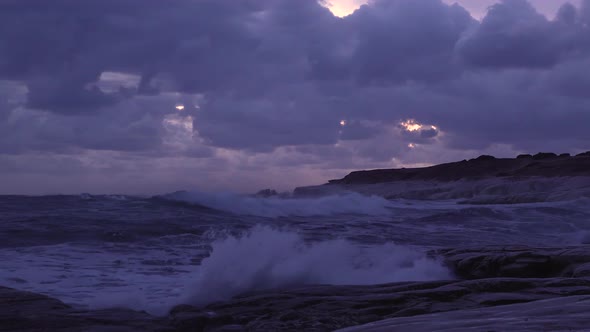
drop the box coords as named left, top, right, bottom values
left=186, top=226, right=450, bottom=305
left=161, top=191, right=394, bottom=217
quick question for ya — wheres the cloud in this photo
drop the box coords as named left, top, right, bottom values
left=346, top=0, right=475, bottom=84
left=1, top=0, right=590, bottom=193
left=457, top=0, right=590, bottom=68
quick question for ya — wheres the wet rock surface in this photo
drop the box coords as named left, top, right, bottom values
left=4, top=245, right=590, bottom=331
left=0, top=286, right=172, bottom=332
left=337, top=295, right=590, bottom=332
left=169, top=277, right=590, bottom=331
left=437, top=246, right=590, bottom=279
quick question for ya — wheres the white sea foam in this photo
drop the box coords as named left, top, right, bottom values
left=0, top=227, right=450, bottom=315
left=164, top=191, right=395, bottom=217
left=185, top=226, right=451, bottom=305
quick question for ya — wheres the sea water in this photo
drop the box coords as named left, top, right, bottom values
left=1, top=191, right=589, bottom=315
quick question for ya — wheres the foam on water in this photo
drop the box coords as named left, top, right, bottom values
left=185, top=226, right=451, bottom=305
left=0, top=242, right=204, bottom=315
left=163, top=191, right=395, bottom=217
left=3, top=192, right=589, bottom=316
left=0, top=226, right=450, bottom=315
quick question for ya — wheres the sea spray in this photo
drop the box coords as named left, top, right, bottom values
left=186, top=226, right=450, bottom=305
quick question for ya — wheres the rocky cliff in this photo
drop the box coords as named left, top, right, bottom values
left=329, top=152, right=590, bottom=185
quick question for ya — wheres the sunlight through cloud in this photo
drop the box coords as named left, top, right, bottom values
left=400, top=119, right=423, bottom=132
left=321, top=0, right=368, bottom=17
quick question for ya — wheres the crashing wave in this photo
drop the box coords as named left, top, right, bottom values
left=159, top=191, right=395, bottom=217
left=185, top=226, right=450, bottom=305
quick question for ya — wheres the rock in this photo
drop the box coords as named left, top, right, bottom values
left=168, top=245, right=590, bottom=330
left=437, top=246, right=590, bottom=279
left=572, top=262, right=590, bottom=277
left=326, top=153, right=590, bottom=185
left=169, top=277, right=590, bottom=331
left=560, top=153, right=571, bottom=157
left=533, top=152, right=558, bottom=160
left=337, top=295, right=590, bottom=332
left=517, top=154, right=533, bottom=159
left=576, top=151, right=590, bottom=157
left=0, top=286, right=172, bottom=332
left=474, top=155, right=496, bottom=161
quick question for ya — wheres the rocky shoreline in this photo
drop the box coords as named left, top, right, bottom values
left=5, top=245, right=590, bottom=331
left=5, top=153, right=590, bottom=331
left=329, top=152, right=590, bottom=185
left=292, top=152, right=590, bottom=203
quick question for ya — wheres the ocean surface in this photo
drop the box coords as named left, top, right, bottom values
left=1, top=191, right=590, bottom=315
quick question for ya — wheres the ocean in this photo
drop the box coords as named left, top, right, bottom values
left=1, top=191, right=590, bottom=316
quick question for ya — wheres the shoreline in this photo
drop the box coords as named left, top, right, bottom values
left=329, top=152, right=590, bottom=185
left=293, top=152, right=590, bottom=203
left=5, top=245, right=590, bottom=331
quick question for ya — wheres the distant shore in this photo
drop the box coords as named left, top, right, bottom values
left=330, top=151, right=590, bottom=185
left=293, top=152, right=590, bottom=203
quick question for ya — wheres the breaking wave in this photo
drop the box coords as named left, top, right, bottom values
left=161, top=191, right=395, bottom=217
left=186, top=226, right=450, bottom=305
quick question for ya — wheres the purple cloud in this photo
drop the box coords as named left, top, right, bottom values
left=1, top=0, right=589, bottom=193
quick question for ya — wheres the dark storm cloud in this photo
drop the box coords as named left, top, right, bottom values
left=194, top=91, right=343, bottom=151
left=346, top=0, right=475, bottom=84
left=26, top=77, right=120, bottom=112
left=0, top=102, right=164, bottom=154
left=339, top=121, right=384, bottom=141
left=408, top=67, right=590, bottom=151
left=0, top=0, right=590, bottom=163
left=0, top=0, right=269, bottom=106
left=457, top=0, right=590, bottom=68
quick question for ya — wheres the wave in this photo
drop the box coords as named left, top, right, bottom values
left=160, top=191, right=395, bottom=217
left=185, top=226, right=451, bottom=306
left=78, top=193, right=130, bottom=201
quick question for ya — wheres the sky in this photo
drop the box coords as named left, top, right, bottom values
left=1, top=0, right=589, bottom=195
left=328, top=0, right=580, bottom=18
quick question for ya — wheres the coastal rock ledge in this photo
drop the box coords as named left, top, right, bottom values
left=4, top=245, right=590, bottom=331
left=293, top=152, right=590, bottom=202
left=330, top=152, right=590, bottom=185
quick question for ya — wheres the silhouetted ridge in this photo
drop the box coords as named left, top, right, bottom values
left=329, top=152, right=590, bottom=185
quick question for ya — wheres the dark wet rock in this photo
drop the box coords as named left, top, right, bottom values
left=474, top=154, right=496, bottom=161
left=325, top=153, right=590, bottom=185
left=577, top=151, right=590, bottom=157
left=338, top=295, right=590, bottom=332
left=517, top=154, right=533, bottom=159
left=437, top=246, right=590, bottom=279
left=0, top=286, right=172, bottom=332
left=5, top=277, right=590, bottom=331
left=533, top=152, right=558, bottom=160
left=169, top=277, right=590, bottom=331
left=572, top=263, right=590, bottom=277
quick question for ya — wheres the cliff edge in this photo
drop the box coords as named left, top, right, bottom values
left=329, top=152, right=590, bottom=185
